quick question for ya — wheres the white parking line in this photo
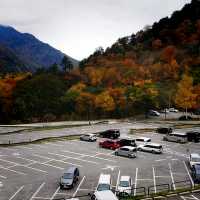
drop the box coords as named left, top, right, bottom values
left=183, top=161, right=194, bottom=188
left=45, top=143, right=64, bottom=147
left=115, top=170, right=120, bottom=195
left=134, top=168, right=138, bottom=196
left=180, top=195, right=200, bottom=200
left=8, top=185, right=24, bottom=200
left=0, top=164, right=26, bottom=175
left=152, top=167, right=156, bottom=193
left=30, top=182, right=45, bottom=200
left=49, top=152, right=98, bottom=165
left=168, top=163, right=176, bottom=190
left=63, top=150, right=116, bottom=162
left=50, top=186, right=60, bottom=200
left=33, top=154, right=82, bottom=168
left=0, top=174, right=7, bottom=179
left=72, top=176, right=86, bottom=197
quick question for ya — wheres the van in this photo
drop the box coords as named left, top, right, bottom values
left=96, top=174, right=112, bottom=191
left=91, top=190, right=118, bottom=200
left=60, top=167, right=80, bottom=189
left=163, top=132, right=188, bottom=143
left=138, top=143, right=163, bottom=154
left=99, top=129, right=120, bottom=139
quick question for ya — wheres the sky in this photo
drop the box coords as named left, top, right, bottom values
left=0, top=0, right=191, bottom=60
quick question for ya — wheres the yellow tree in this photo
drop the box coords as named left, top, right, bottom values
left=175, top=74, right=197, bottom=117
left=95, top=91, right=115, bottom=114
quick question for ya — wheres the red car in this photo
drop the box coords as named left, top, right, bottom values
left=99, top=139, right=121, bottom=150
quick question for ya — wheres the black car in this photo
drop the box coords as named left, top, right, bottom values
left=194, top=108, right=200, bottom=115
left=156, top=127, right=173, bottom=134
left=118, top=138, right=137, bottom=147
left=98, top=129, right=120, bottom=139
left=191, top=164, right=200, bottom=183
left=60, top=167, right=80, bottom=189
left=186, top=131, right=200, bottom=143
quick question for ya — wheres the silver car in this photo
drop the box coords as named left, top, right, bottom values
left=115, top=146, right=137, bottom=158
left=80, top=134, right=97, bottom=142
left=138, top=143, right=163, bottom=154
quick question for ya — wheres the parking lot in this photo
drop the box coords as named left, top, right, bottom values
left=0, top=129, right=200, bottom=200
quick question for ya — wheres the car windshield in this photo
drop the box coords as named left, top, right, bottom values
left=97, top=184, right=110, bottom=191
left=119, top=181, right=130, bottom=187
left=192, top=157, right=200, bottom=162
left=63, top=173, right=73, bottom=179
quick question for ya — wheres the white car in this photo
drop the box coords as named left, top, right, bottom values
left=169, top=108, right=179, bottom=113
left=138, top=143, right=163, bottom=154
left=117, top=176, right=132, bottom=195
left=92, top=190, right=118, bottom=200
left=115, top=146, right=137, bottom=158
left=135, top=137, right=151, bottom=147
left=80, top=134, right=97, bottom=142
left=189, top=153, right=200, bottom=168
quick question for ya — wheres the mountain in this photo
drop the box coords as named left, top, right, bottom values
left=80, top=0, right=200, bottom=86
left=0, top=25, right=78, bottom=72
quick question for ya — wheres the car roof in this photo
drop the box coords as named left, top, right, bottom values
left=120, top=146, right=136, bottom=150
left=65, top=166, right=78, bottom=173
left=98, top=174, right=111, bottom=184
left=191, top=153, right=200, bottom=158
left=136, top=137, right=150, bottom=140
left=147, top=143, right=162, bottom=146
left=120, top=176, right=130, bottom=181
left=95, top=190, right=118, bottom=200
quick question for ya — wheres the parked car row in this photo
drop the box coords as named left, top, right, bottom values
left=148, top=107, right=179, bottom=117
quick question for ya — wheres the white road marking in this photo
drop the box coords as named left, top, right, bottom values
left=30, top=182, right=45, bottom=200
left=48, top=152, right=98, bottom=164
left=152, top=167, right=156, bottom=193
left=102, top=165, right=118, bottom=171
left=63, top=150, right=116, bottom=162
left=134, top=168, right=138, bottom=196
left=8, top=185, right=24, bottom=200
left=50, top=186, right=60, bottom=200
left=115, top=170, right=120, bottom=195
left=0, top=164, right=26, bottom=175
left=33, top=197, right=51, bottom=199
left=0, top=174, right=7, bottom=179
left=0, top=181, right=3, bottom=187
left=33, top=154, right=82, bottom=167
left=180, top=195, right=200, bottom=200
left=72, top=176, right=86, bottom=197
left=183, top=161, right=194, bottom=188
left=155, top=159, right=166, bottom=162
left=45, top=143, right=64, bottom=147
left=168, top=163, right=176, bottom=190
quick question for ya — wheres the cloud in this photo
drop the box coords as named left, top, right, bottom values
left=0, top=0, right=191, bottom=60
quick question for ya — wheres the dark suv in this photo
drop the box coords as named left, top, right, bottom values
left=118, top=138, right=137, bottom=147
left=156, top=127, right=173, bottom=134
left=187, top=131, right=200, bottom=143
left=99, top=129, right=120, bottom=139
left=60, top=167, right=80, bottom=189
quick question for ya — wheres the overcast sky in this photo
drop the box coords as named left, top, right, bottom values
left=0, top=0, right=191, bottom=60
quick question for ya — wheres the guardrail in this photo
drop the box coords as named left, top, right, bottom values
left=171, top=180, right=192, bottom=191
left=148, top=184, right=170, bottom=195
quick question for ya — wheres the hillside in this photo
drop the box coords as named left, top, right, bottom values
left=0, top=25, right=78, bottom=72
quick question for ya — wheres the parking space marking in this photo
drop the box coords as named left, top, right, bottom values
left=50, top=186, right=60, bottom=200
left=0, top=164, right=26, bottom=175
left=72, top=176, right=86, bottom=197
left=30, top=182, right=45, bottom=200
left=62, top=150, right=116, bottom=163
left=33, top=154, right=82, bottom=168
left=152, top=167, right=156, bottom=193
left=48, top=152, right=98, bottom=165
left=168, top=163, right=176, bottom=190
left=8, top=185, right=24, bottom=200
left=0, top=174, right=7, bottom=179
left=115, top=170, right=120, bottom=195
left=45, top=143, right=64, bottom=147
left=183, top=161, right=194, bottom=188
left=181, top=195, right=200, bottom=200
left=134, top=168, right=138, bottom=196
